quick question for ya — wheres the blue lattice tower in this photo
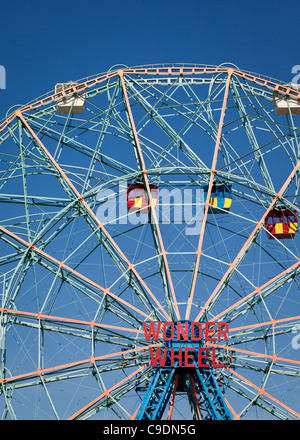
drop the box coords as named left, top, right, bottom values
left=135, top=321, right=233, bottom=420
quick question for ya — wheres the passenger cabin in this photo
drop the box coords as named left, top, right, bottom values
left=265, top=208, right=297, bottom=239
left=202, top=182, right=232, bottom=214
left=55, top=82, right=85, bottom=114
left=273, top=84, right=300, bottom=115
left=127, top=183, right=158, bottom=214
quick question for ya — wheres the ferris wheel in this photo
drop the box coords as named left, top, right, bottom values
left=0, top=63, right=300, bottom=420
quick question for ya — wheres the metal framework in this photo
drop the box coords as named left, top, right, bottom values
left=0, top=63, right=300, bottom=419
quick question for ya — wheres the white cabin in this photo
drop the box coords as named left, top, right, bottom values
left=55, top=82, right=85, bottom=114
left=273, top=84, right=300, bottom=115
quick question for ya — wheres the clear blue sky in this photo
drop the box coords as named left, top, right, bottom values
left=0, top=0, right=299, bottom=119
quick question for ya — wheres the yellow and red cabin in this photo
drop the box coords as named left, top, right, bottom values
left=127, top=183, right=158, bottom=214
left=265, top=208, right=297, bottom=239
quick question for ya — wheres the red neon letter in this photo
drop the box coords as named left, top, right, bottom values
left=184, top=347, right=196, bottom=367
left=163, top=322, right=174, bottom=341
left=217, top=322, right=229, bottom=341
left=143, top=321, right=161, bottom=341
left=205, top=321, right=216, bottom=342
left=191, top=322, right=202, bottom=341
left=171, top=347, right=182, bottom=367
left=198, top=347, right=210, bottom=367
left=149, top=347, right=168, bottom=367
left=177, top=321, right=189, bottom=341
left=212, top=348, right=224, bottom=368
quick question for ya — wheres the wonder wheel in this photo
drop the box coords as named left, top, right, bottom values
left=0, top=64, right=300, bottom=419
